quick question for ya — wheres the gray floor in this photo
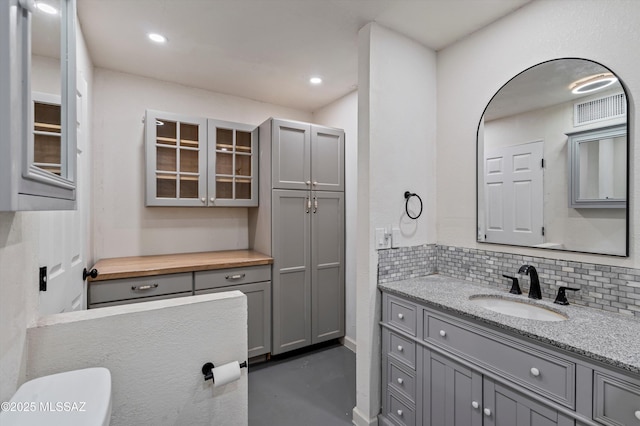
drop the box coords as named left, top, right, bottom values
left=249, top=342, right=356, bottom=426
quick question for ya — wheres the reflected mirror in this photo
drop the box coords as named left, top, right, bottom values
left=477, top=58, right=628, bottom=256
left=27, top=0, right=76, bottom=187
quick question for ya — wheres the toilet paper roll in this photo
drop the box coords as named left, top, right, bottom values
left=212, top=361, right=241, bottom=387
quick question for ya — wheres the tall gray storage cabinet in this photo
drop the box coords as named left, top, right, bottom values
left=250, top=118, right=345, bottom=355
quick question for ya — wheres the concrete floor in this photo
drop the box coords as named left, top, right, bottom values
left=248, top=342, right=356, bottom=426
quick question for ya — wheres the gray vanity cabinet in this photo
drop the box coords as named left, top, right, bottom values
left=381, top=292, right=640, bottom=426
left=270, top=119, right=344, bottom=192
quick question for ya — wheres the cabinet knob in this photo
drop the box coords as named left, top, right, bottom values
left=397, top=378, right=404, bottom=385
left=439, top=330, right=446, bottom=337
left=634, top=410, right=640, bottom=421
left=313, top=181, right=318, bottom=186
left=201, top=197, right=206, bottom=203
left=530, top=367, right=540, bottom=377
left=396, top=409, right=403, bottom=417
left=397, top=313, right=404, bottom=320
left=210, top=197, right=215, bottom=202
left=472, top=401, right=479, bottom=409
left=483, top=408, right=491, bottom=417
left=397, top=345, right=403, bottom=352
left=305, top=181, right=311, bottom=185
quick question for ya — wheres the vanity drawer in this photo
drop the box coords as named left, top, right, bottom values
left=593, top=371, right=640, bottom=426
left=388, top=331, right=416, bottom=370
left=386, top=390, right=415, bottom=426
left=425, top=314, right=575, bottom=407
left=89, top=272, right=192, bottom=305
left=194, top=265, right=270, bottom=290
left=387, top=359, right=416, bottom=403
left=385, top=294, right=417, bottom=336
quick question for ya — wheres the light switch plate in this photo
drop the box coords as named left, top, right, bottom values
left=391, top=228, right=400, bottom=248
left=376, top=228, right=390, bottom=249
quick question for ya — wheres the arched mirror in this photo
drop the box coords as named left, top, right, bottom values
left=477, top=58, right=629, bottom=256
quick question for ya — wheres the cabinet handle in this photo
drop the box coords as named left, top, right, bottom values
left=305, top=197, right=311, bottom=213
left=131, top=283, right=158, bottom=291
left=483, top=408, right=491, bottom=417
left=397, top=378, right=404, bottom=385
left=472, top=401, right=479, bottom=409
left=225, top=274, right=246, bottom=280
left=396, top=409, right=403, bottom=417
left=397, top=313, right=404, bottom=320
left=313, top=197, right=318, bottom=213
left=530, top=367, right=540, bottom=377
left=397, top=345, right=403, bottom=352
left=635, top=410, right=640, bottom=421
left=439, top=330, right=446, bottom=337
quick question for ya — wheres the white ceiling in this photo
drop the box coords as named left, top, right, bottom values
left=77, top=0, right=531, bottom=112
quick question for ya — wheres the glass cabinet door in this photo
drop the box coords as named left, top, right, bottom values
left=145, top=110, right=207, bottom=206
left=208, top=119, right=258, bottom=207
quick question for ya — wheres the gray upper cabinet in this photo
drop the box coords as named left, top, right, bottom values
left=1, top=0, right=77, bottom=211
left=270, top=119, right=344, bottom=192
left=145, top=111, right=258, bottom=207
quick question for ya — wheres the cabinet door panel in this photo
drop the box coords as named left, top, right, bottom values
left=311, top=125, right=344, bottom=191
left=272, top=119, right=310, bottom=190
left=272, top=190, right=311, bottom=354
left=423, top=350, right=482, bottom=426
left=311, top=191, right=344, bottom=343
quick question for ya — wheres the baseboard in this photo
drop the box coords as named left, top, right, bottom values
left=352, top=407, right=378, bottom=426
left=341, top=335, right=357, bottom=353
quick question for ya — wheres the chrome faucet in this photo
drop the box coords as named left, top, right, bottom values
left=518, top=265, right=542, bottom=300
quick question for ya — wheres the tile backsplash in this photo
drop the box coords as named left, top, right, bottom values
left=378, top=244, right=640, bottom=318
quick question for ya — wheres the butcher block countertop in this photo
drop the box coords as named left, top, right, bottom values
left=88, top=250, right=273, bottom=282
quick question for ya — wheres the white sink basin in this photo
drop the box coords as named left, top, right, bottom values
left=469, top=296, right=568, bottom=322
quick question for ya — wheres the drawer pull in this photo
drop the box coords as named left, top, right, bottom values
left=397, top=313, right=404, bottom=320
left=530, top=367, right=540, bottom=377
left=131, top=283, right=158, bottom=291
left=397, top=345, right=404, bottom=352
left=484, top=408, right=491, bottom=417
left=472, top=401, right=479, bottom=409
left=635, top=410, right=640, bottom=421
left=397, top=378, right=404, bottom=385
left=225, top=273, right=246, bottom=280
left=439, top=330, right=447, bottom=337
left=396, top=409, right=403, bottom=417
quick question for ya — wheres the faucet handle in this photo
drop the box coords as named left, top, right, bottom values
left=502, top=274, right=522, bottom=295
left=554, top=287, right=580, bottom=305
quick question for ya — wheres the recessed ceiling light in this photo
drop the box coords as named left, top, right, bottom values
left=148, top=33, right=167, bottom=44
left=35, top=2, right=58, bottom=14
left=570, top=73, right=617, bottom=95
left=309, top=77, right=323, bottom=85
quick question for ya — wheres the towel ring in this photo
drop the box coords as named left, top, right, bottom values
left=404, top=191, right=423, bottom=220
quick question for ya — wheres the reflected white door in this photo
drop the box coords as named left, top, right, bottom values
left=38, top=74, right=89, bottom=314
left=484, top=141, right=544, bottom=246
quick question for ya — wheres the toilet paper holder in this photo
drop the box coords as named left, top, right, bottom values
left=201, top=361, right=247, bottom=382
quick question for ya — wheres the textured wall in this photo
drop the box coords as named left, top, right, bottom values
left=26, top=292, right=248, bottom=426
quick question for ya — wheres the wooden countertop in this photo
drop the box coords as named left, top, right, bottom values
left=89, top=250, right=273, bottom=282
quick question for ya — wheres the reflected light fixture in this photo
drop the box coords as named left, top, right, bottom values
left=309, top=76, right=323, bottom=85
left=35, top=1, right=58, bottom=14
left=570, top=73, right=617, bottom=95
left=148, top=33, right=167, bottom=44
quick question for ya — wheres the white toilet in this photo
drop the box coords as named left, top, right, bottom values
left=0, top=367, right=112, bottom=426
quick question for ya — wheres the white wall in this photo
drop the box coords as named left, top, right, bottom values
left=0, top=19, right=94, bottom=402
left=92, top=69, right=312, bottom=260
left=27, top=292, right=247, bottom=426
left=437, top=0, right=640, bottom=266
left=312, top=90, right=358, bottom=350
left=354, top=23, right=437, bottom=425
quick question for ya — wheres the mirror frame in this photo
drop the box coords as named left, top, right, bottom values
left=476, top=58, right=630, bottom=257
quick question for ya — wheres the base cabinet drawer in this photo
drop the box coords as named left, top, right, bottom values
left=89, top=291, right=191, bottom=308
left=195, top=265, right=271, bottom=290
left=89, top=273, right=192, bottom=305
left=195, top=281, right=271, bottom=357
left=385, top=390, right=416, bottom=426
left=593, top=371, right=640, bottom=426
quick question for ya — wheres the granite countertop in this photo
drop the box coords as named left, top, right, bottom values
left=379, top=274, right=640, bottom=375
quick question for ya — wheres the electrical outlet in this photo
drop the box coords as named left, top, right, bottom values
left=375, top=228, right=391, bottom=249
left=39, top=266, right=47, bottom=292
left=391, top=228, right=400, bottom=248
